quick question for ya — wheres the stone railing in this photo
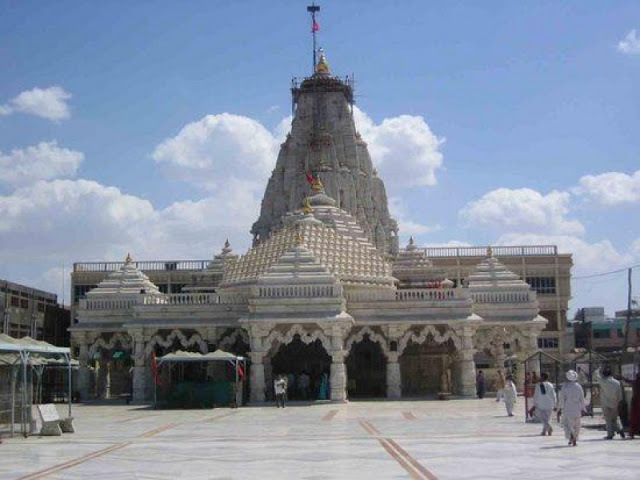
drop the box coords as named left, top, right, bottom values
left=80, top=298, right=137, bottom=310
left=345, top=289, right=395, bottom=303
left=470, top=291, right=533, bottom=303
left=256, top=285, right=339, bottom=298
left=74, top=260, right=210, bottom=273
left=139, top=293, right=246, bottom=306
left=406, top=245, right=558, bottom=258
left=395, top=288, right=461, bottom=302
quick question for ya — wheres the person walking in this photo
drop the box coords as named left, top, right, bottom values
left=599, top=366, right=625, bottom=439
left=274, top=374, right=287, bottom=408
left=495, top=370, right=505, bottom=402
left=533, top=372, right=557, bottom=436
left=558, top=370, right=585, bottom=446
left=476, top=370, right=486, bottom=399
left=627, top=372, right=640, bottom=439
left=504, top=374, right=517, bottom=416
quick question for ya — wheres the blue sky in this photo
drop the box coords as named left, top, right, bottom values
left=1, top=1, right=639, bottom=315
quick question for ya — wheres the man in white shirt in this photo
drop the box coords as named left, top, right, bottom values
left=274, top=375, right=287, bottom=408
left=598, top=366, right=625, bottom=439
left=533, top=372, right=557, bottom=436
left=558, top=370, right=585, bottom=446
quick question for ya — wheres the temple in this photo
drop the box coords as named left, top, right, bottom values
left=70, top=45, right=570, bottom=404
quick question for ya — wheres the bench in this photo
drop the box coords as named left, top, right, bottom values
left=37, top=404, right=74, bottom=436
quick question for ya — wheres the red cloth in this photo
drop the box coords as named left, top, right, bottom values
left=237, top=364, right=245, bottom=380
left=305, top=172, right=315, bottom=184
left=151, top=352, right=161, bottom=385
left=312, top=19, right=320, bottom=32
left=630, top=378, right=640, bottom=436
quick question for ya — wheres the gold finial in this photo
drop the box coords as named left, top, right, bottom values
left=294, top=224, right=304, bottom=245
left=487, top=245, right=493, bottom=258
left=224, top=239, right=230, bottom=249
left=301, top=197, right=313, bottom=215
left=311, top=177, right=324, bottom=192
left=315, top=48, right=330, bottom=74
left=125, top=252, right=133, bottom=264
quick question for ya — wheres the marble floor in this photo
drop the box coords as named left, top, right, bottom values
left=1, top=398, right=638, bottom=480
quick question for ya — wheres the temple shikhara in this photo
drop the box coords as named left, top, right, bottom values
left=69, top=14, right=572, bottom=404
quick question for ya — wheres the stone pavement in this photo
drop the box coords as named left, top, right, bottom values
left=1, top=398, right=638, bottom=480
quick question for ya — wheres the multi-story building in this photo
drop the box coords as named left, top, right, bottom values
left=573, top=307, right=640, bottom=353
left=1, top=280, right=70, bottom=345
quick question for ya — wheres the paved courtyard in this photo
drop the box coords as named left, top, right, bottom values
left=1, top=398, right=638, bottom=480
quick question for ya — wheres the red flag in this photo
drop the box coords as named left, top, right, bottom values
left=305, top=172, right=315, bottom=185
left=237, top=363, right=245, bottom=380
left=312, top=19, right=320, bottom=32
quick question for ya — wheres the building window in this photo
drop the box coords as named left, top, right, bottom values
left=37, top=302, right=45, bottom=313
left=525, top=277, right=556, bottom=294
left=593, top=330, right=611, bottom=339
left=537, top=337, right=559, bottom=349
left=20, top=298, right=29, bottom=309
left=540, top=311, right=559, bottom=331
left=617, top=328, right=625, bottom=338
left=11, top=296, right=19, bottom=307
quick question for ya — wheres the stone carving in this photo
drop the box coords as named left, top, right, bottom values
left=88, top=333, right=132, bottom=357
left=345, top=326, right=389, bottom=358
left=264, top=324, right=332, bottom=354
left=144, top=329, right=207, bottom=355
left=219, top=329, right=250, bottom=350
left=397, top=325, right=462, bottom=355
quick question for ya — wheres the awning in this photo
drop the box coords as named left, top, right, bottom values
left=158, top=349, right=244, bottom=364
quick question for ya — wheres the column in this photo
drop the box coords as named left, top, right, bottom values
left=459, top=325, right=477, bottom=397
left=330, top=351, right=347, bottom=402
left=77, top=340, right=91, bottom=401
left=494, top=338, right=506, bottom=375
left=249, top=352, right=265, bottom=403
left=131, top=331, right=148, bottom=403
left=97, top=359, right=109, bottom=399
left=386, top=352, right=401, bottom=399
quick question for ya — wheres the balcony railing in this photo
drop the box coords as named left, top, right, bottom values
left=405, top=245, right=558, bottom=258
left=73, top=260, right=210, bottom=273
left=256, top=285, right=339, bottom=298
left=470, top=291, right=533, bottom=303
left=396, top=288, right=464, bottom=301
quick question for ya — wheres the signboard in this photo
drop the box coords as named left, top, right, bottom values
left=38, top=404, right=60, bottom=423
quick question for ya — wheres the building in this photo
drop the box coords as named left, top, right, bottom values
left=573, top=306, right=640, bottom=353
left=70, top=49, right=570, bottom=403
left=1, top=279, right=70, bottom=345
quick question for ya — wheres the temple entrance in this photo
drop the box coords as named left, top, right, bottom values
left=90, top=347, right=133, bottom=400
left=270, top=336, right=331, bottom=401
left=346, top=336, right=386, bottom=398
left=400, top=340, right=456, bottom=396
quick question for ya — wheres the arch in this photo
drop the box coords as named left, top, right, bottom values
left=345, top=326, right=389, bottom=358
left=398, top=325, right=461, bottom=356
left=144, top=329, right=207, bottom=356
left=88, top=332, right=132, bottom=357
left=219, top=328, right=250, bottom=351
left=264, top=324, right=332, bottom=355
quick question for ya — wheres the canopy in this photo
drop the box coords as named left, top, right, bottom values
left=0, top=334, right=70, bottom=356
left=158, top=349, right=244, bottom=364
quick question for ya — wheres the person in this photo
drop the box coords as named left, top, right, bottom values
left=533, top=372, right=557, bottom=436
left=318, top=372, right=329, bottom=400
left=626, top=372, right=640, bottom=439
left=599, top=366, right=625, bottom=439
left=504, top=374, right=517, bottom=416
left=558, top=370, right=585, bottom=446
left=476, top=370, right=485, bottom=399
left=274, top=374, right=287, bottom=408
left=495, top=370, right=505, bottom=402
left=299, top=371, right=310, bottom=400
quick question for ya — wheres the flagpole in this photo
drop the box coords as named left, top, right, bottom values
left=307, top=3, right=320, bottom=72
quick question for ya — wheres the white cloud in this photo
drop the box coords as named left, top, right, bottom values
left=388, top=196, right=441, bottom=241
left=152, top=113, right=279, bottom=192
left=618, top=29, right=640, bottom=55
left=0, top=141, right=83, bottom=188
left=460, top=187, right=584, bottom=236
left=573, top=170, right=640, bottom=206
left=353, top=107, right=444, bottom=189
left=0, top=86, right=72, bottom=121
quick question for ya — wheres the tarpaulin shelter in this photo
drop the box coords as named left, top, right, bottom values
left=154, top=350, right=247, bottom=409
left=0, top=334, right=72, bottom=437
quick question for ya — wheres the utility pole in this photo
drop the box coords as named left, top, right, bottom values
left=623, top=267, right=633, bottom=354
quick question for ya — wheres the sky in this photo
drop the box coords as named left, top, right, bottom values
left=1, top=1, right=639, bottom=316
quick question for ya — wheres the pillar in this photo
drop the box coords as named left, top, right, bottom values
left=249, top=352, right=265, bottom=403
left=459, top=325, right=477, bottom=397
left=386, top=352, right=401, bottom=399
left=77, top=341, right=91, bottom=401
left=330, top=351, right=347, bottom=402
left=131, top=331, right=148, bottom=403
left=97, top=359, right=109, bottom=399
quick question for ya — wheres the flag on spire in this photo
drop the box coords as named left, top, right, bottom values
left=312, top=18, right=320, bottom=32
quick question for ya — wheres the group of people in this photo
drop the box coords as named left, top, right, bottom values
left=481, top=366, right=640, bottom=446
left=273, top=371, right=330, bottom=407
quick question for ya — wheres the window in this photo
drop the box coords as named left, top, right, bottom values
left=37, top=302, right=45, bottom=313
left=617, top=328, right=625, bottom=338
left=537, top=337, right=559, bottom=349
left=540, top=311, right=558, bottom=331
left=593, top=329, right=611, bottom=339
left=10, top=296, right=19, bottom=307
left=525, top=277, right=556, bottom=294
left=20, top=298, right=29, bottom=309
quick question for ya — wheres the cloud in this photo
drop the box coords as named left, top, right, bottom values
left=152, top=113, right=279, bottom=192
left=573, top=170, right=640, bottom=206
left=353, top=107, right=444, bottom=189
left=0, top=141, right=83, bottom=188
left=618, top=29, right=640, bottom=55
left=460, top=187, right=584, bottom=236
left=0, top=86, right=72, bottom=121
left=388, top=196, right=441, bottom=240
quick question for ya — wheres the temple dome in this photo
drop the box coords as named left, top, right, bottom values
left=87, top=254, right=160, bottom=297
left=393, top=237, right=448, bottom=288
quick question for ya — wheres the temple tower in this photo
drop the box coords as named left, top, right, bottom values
left=251, top=51, right=398, bottom=257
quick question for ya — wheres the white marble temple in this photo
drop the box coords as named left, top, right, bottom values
left=1, top=400, right=638, bottom=480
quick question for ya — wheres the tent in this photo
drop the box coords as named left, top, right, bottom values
left=0, top=334, right=72, bottom=437
left=155, top=350, right=247, bottom=409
